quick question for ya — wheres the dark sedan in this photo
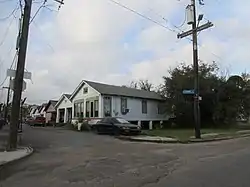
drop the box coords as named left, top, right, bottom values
left=91, top=117, right=141, bottom=135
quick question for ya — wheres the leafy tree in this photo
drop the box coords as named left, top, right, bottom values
left=159, top=62, right=250, bottom=127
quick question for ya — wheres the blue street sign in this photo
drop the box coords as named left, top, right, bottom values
left=182, top=89, right=195, bottom=95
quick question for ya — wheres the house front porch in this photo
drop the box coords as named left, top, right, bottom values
left=56, top=107, right=72, bottom=123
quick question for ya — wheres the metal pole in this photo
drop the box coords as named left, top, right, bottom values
left=8, top=0, right=32, bottom=150
left=191, top=0, right=201, bottom=138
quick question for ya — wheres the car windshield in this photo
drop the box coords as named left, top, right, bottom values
left=116, top=118, right=129, bottom=124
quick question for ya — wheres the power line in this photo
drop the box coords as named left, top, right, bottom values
left=107, top=0, right=176, bottom=32
left=0, top=6, right=19, bottom=21
left=107, top=0, right=222, bottom=62
left=172, top=11, right=187, bottom=30
left=0, top=51, right=18, bottom=87
left=0, top=0, right=14, bottom=3
left=29, top=0, right=47, bottom=24
left=0, top=44, right=15, bottom=75
left=32, top=20, right=55, bottom=52
left=0, top=15, right=16, bottom=47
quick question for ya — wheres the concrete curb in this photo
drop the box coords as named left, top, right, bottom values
left=116, top=136, right=180, bottom=144
left=0, top=146, right=34, bottom=167
left=116, top=133, right=250, bottom=144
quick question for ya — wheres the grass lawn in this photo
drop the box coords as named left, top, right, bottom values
left=143, top=128, right=242, bottom=141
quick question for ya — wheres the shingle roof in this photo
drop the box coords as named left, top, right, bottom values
left=44, top=100, right=58, bottom=112
left=38, top=103, right=47, bottom=113
left=84, top=80, right=164, bottom=100
left=50, top=100, right=58, bottom=107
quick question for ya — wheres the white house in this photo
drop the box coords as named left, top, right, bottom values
left=30, top=106, right=41, bottom=118
left=39, top=103, right=47, bottom=117
left=67, top=80, right=168, bottom=124
left=29, top=105, right=38, bottom=117
left=55, top=94, right=72, bottom=123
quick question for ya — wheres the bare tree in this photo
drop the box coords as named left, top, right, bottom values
left=129, top=81, right=138, bottom=89
left=138, top=79, right=153, bottom=91
left=127, top=79, right=154, bottom=91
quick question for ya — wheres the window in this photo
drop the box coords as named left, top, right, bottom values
left=74, top=102, right=84, bottom=118
left=142, top=100, right=147, bottom=114
left=121, top=98, right=127, bottom=115
left=86, top=101, right=90, bottom=117
left=104, top=97, right=112, bottom=117
left=94, top=100, right=99, bottom=117
left=83, top=87, right=88, bottom=94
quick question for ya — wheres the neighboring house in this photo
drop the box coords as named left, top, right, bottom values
left=44, top=100, right=58, bottom=124
left=38, top=103, right=47, bottom=117
left=32, top=106, right=41, bottom=117
left=29, top=105, right=38, bottom=117
left=55, top=94, right=72, bottom=123
left=69, top=80, right=168, bottom=124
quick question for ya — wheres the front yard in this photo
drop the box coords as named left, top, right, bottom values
left=143, top=128, right=250, bottom=141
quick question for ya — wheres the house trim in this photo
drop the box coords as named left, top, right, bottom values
left=55, top=94, right=72, bottom=109
left=69, top=80, right=100, bottom=101
left=100, top=93, right=165, bottom=101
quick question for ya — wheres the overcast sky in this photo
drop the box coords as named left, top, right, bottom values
left=0, top=0, right=249, bottom=104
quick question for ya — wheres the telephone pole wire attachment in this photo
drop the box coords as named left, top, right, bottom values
left=177, top=0, right=213, bottom=139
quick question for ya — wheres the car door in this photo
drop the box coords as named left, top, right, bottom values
left=95, top=118, right=110, bottom=133
left=105, top=118, right=115, bottom=133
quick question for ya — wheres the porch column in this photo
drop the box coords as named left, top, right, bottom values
left=56, top=109, right=59, bottom=123
left=98, top=95, right=102, bottom=118
left=64, top=108, right=67, bottom=123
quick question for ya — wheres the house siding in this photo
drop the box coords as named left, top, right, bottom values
left=45, top=104, right=56, bottom=123
left=57, top=97, right=72, bottom=109
left=72, top=83, right=100, bottom=118
left=47, top=104, right=55, bottom=113
left=105, top=95, right=168, bottom=121
left=45, top=113, right=52, bottom=123
left=56, top=96, right=72, bottom=123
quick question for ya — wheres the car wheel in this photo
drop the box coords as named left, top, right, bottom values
left=92, top=126, right=99, bottom=134
left=113, top=127, right=120, bottom=136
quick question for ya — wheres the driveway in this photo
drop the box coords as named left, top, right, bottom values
left=1, top=125, right=250, bottom=187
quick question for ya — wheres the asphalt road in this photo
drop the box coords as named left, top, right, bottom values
left=1, top=125, right=250, bottom=187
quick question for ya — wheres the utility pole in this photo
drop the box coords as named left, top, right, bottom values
left=8, top=0, right=32, bottom=150
left=177, top=0, right=213, bottom=139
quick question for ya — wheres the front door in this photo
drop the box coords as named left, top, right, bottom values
left=90, top=102, right=94, bottom=117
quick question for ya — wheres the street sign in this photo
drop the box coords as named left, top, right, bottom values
left=10, top=79, right=26, bottom=92
left=7, top=69, right=32, bottom=80
left=182, top=89, right=195, bottom=95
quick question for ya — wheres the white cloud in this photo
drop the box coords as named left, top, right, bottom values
left=0, top=0, right=250, bottom=104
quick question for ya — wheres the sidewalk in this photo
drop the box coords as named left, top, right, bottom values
left=0, top=125, right=33, bottom=166
left=116, top=130, right=250, bottom=144
left=0, top=147, right=33, bottom=166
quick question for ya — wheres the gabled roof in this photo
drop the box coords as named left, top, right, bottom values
left=44, top=100, right=58, bottom=112
left=38, top=103, right=47, bottom=113
left=70, top=80, right=164, bottom=101
left=55, top=94, right=72, bottom=108
left=64, top=94, right=71, bottom=99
